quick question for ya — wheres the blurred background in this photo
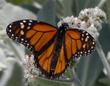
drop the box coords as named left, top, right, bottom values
left=0, top=0, right=110, bottom=86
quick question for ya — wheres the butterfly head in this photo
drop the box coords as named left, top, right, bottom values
left=59, top=23, right=69, bottom=29
left=57, top=16, right=76, bottom=29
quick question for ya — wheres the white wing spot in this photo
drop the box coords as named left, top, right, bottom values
left=9, top=25, right=12, bottom=28
left=84, top=52, right=87, bottom=54
left=81, top=38, right=84, bottom=40
left=28, top=23, right=31, bottom=25
left=20, top=30, right=24, bottom=35
left=75, top=54, right=77, bottom=56
left=92, top=42, right=95, bottom=45
left=27, top=43, right=29, bottom=46
left=21, top=25, right=24, bottom=29
left=9, top=29, right=12, bottom=32
left=25, top=40, right=27, bottom=42
left=85, top=37, right=88, bottom=42
left=82, top=34, right=84, bottom=37
left=86, top=33, right=89, bottom=36
left=29, top=20, right=33, bottom=22
left=20, top=22, right=23, bottom=25
left=15, top=37, right=18, bottom=39
left=87, top=36, right=89, bottom=38
left=11, top=34, right=14, bottom=37
left=78, top=52, right=80, bottom=54
left=21, top=38, right=24, bottom=41
left=20, top=22, right=24, bottom=29
left=23, top=20, right=26, bottom=23
left=88, top=50, right=90, bottom=53
left=91, top=46, right=94, bottom=49
left=27, top=26, right=31, bottom=29
left=80, top=51, right=83, bottom=54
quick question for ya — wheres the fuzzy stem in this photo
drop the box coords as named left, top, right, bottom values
left=96, top=40, right=110, bottom=79
left=97, top=0, right=106, bottom=8
left=6, top=38, right=25, bottom=63
left=0, top=64, right=14, bottom=86
left=71, top=68, right=82, bottom=86
left=96, top=0, right=110, bottom=79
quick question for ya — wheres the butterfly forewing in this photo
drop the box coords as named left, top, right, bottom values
left=6, top=20, right=57, bottom=53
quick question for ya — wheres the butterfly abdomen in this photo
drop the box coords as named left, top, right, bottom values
left=50, top=27, right=66, bottom=77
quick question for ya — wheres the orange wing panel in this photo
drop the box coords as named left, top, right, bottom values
left=35, top=31, right=56, bottom=51
left=65, top=30, right=81, bottom=61
left=30, top=32, right=43, bottom=45
left=72, top=39, right=77, bottom=54
left=54, top=45, right=66, bottom=75
left=65, top=33, right=72, bottom=60
left=24, top=22, right=57, bottom=52
left=77, top=40, right=82, bottom=50
left=26, top=30, right=36, bottom=38
left=66, top=30, right=80, bottom=39
left=37, top=42, right=55, bottom=73
left=33, top=23, right=56, bottom=32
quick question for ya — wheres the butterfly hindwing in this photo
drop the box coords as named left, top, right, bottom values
left=35, top=40, right=67, bottom=77
left=53, top=44, right=67, bottom=76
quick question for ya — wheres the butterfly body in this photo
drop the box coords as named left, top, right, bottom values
left=6, top=19, right=95, bottom=78
left=47, top=24, right=69, bottom=77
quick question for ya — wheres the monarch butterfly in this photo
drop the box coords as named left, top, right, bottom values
left=6, top=19, right=95, bottom=78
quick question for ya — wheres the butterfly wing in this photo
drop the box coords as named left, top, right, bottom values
left=6, top=19, right=63, bottom=78
left=6, top=20, right=96, bottom=78
left=34, top=28, right=96, bottom=78
left=37, top=28, right=96, bottom=78
left=36, top=41, right=67, bottom=77
left=52, top=44, right=67, bottom=77
left=65, top=28, right=95, bottom=62
left=6, top=20, right=57, bottom=54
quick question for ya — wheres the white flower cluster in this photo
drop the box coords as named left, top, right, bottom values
left=79, top=7, right=106, bottom=30
left=23, top=55, right=40, bottom=82
left=57, top=7, right=106, bottom=38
